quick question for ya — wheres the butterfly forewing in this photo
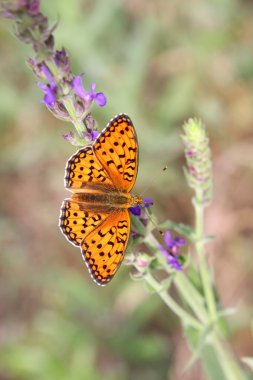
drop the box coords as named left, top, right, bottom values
left=93, top=114, right=138, bottom=192
left=65, top=145, right=114, bottom=190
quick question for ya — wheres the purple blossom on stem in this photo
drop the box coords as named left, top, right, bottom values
left=130, top=197, right=153, bottom=216
left=1, top=1, right=107, bottom=145
left=36, top=64, right=57, bottom=107
left=73, top=76, right=106, bottom=107
left=84, top=130, right=99, bottom=142
left=28, top=0, right=39, bottom=15
left=63, top=131, right=78, bottom=146
left=159, top=231, right=186, bottom=271
left=37, top=82, right=56, bottom=107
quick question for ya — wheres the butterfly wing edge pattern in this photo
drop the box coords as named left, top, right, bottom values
left=81, top=209, right=131, bottom=286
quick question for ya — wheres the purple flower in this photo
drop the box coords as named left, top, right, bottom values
left=84, top=130, right=99, bottom=142
left=159, top=231, right=186, bottom=271
left=28, top=0, right=40, bottom=15
left=40, top=65, right=55, bottom=87
left=36, top=65, right=57, bottom=107
left=63, top=131, right=79, bottom=146
left=37, top=82, right=56, bottom=107
left=1, top=0, right=41, bottom=19
left=53, top=48, right=71, bottom=75
left=130, top=197, right=153, bottom=217
left=73, top=76, right=106, bottom=107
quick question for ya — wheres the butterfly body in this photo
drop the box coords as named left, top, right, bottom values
left=71, top=190, right=142, bottom=212
left=59, top=114, right=141, bottom=285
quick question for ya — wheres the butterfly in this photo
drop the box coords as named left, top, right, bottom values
left=59, top=114, right=143, bottom=286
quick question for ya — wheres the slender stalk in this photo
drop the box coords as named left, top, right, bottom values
left=144, top=232, right=209, bottom=324
left=194, top=192, right=217, bottom=322
left=143, top=272, right=202, bottom=330
left=173, top=272, right=209, bottom=325
left=210, top=335, right=247, bottom=380
left=61, top=98, right=85, bottom=138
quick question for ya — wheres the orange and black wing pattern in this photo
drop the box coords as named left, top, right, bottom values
left=81, top=210, right=130, bottom=285
left=64, top=145, right=114, bottom=191
left=60, top=114, right=139, bottom=286
left=93, top=114, right=138, bottom=192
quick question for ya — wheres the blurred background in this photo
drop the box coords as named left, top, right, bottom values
left=0, top=0, right=253, bottom=379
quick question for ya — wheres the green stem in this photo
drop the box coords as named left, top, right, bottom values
left=144, top=232, right=209, bottom=324
left=142, top=228, right=247, bottom=380
left=210, top=335, right=247, bottom=380
left=173, top=272, right=208, bottom=324
left=61, top=98, right=85, bottom=138
left=144, top=272, right=202, bottom=330
left=194, top=191, right=217, bottom=322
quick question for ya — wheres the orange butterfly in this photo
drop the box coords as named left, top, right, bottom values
left=59, top=114, right=143, bottom=285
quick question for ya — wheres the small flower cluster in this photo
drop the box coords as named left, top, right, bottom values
left=182, top=119, right=212, bottom=206
left=129, top=196, right=186, bottom=272
left=159, top=231, right=185, bottom=271
left=1, top=0, right=106, bottom=145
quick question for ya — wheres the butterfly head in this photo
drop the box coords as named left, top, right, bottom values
left=131, top=195, right=143, bottom=206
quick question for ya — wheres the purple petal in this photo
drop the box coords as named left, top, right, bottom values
left=28, top=0, right=40, bottom=15
left=91, top=130, right=99, bottom=140
left=37, top=82, right=56, bottom=107
left=167, top=255, right=182, bottom=271
left=164, top=231, right=173, bottom=249
left=90, top=82, right=96, bottom=93
left=130, top=205, right=141, bottom=216
left=143, top=197, right=153, bottom=207
left=63, top=131, right=79, bottom=146
left=40, top=65, right=55, bottom=87
left=73, top=76, right=87, bottom=99
left=159, top=244, right=169, bottom=258
left=95, top=92, right=107, bottom=107
left=37, top=82, right=47, bottom=92
left=173, top=236, right=186, bottom=248
left=43, top=89, right=56, bottom=107
left=159, top=244, right=182, bottom=270
left=84, top=130, right=100, bottom=142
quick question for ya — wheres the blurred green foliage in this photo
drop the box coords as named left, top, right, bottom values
left=1, top=0, right=253, bottom=379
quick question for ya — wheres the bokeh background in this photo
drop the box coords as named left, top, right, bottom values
left=1, top=1, right=253, bottom=379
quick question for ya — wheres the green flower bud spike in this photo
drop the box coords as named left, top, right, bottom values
left=182, top=118, right=212, bottom=207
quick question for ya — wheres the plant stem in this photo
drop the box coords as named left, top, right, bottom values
left=173, top=272, right=208, bottom=324
left=144, top=232, right=209, bottom=324
left=210, top=334, right=247, bottom=380
left=194, top=191, right=217, bottom=322
left=61, top=97, right=85, bottom=138
left=144, top=271, right=202, bottom=330
left=143, top=225, right=247, bottom=380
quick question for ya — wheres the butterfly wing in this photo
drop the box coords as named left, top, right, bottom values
left=65, top=145, right=114, bottom=191
left=81, top=209, right=131, bottom=285
left=93, top=114, right=138, bottom=192
left=59, top=198, right=109, bottom=247
left=60, top=114, right=138, bottom=285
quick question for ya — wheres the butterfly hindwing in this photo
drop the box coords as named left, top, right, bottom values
left=93, top=114, right=138, bottom=192
left=59, top=198, right=109, bottom=247
left=81, top=210, right=131, bottom=285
